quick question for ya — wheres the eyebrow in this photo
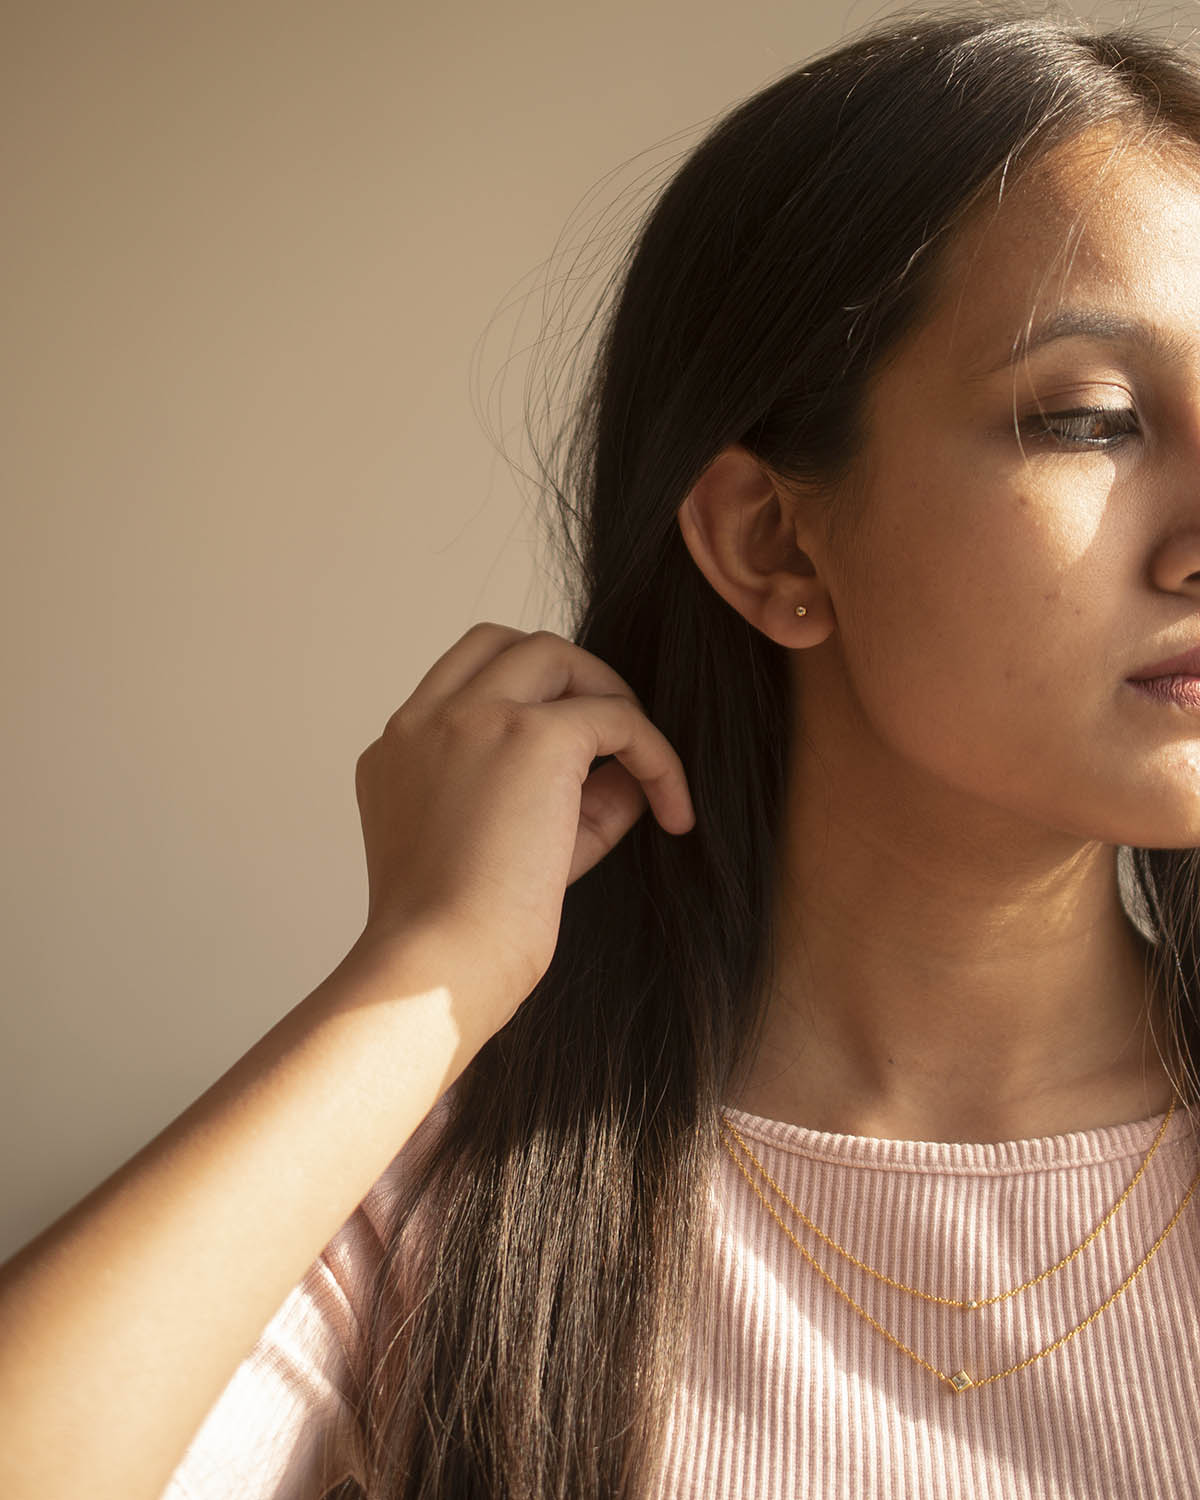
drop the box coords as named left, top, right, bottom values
left=969, top=309, right=1194, bottom=379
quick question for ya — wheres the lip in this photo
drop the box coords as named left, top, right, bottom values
left=1128, top=676, right=1200, bottom=712
left=1128, top=645, right=1200, bottom=681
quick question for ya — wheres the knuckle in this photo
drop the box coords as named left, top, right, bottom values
left=468, top=620, right=525, bottom=647
left=355, top=740, right=375, bottom=769
left=434, top=695, right=525, bottom=742
left=492, top=698, right=538, bottom=739
left=354, top=741, right=384, bottom=799
left=381, top=702, right=417, bottom=740
left=425, top=697, right=468, bottom=739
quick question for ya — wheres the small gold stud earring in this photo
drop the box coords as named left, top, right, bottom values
left=794, top=604, right=807, bottom=617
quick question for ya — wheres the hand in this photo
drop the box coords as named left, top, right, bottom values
left=352, top=624, right=695, bottom=1026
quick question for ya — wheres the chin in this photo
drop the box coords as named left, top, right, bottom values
left=1101, top=808, right=1200, bottom=850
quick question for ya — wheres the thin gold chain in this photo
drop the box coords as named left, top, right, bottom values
left=724, top=1102, right=1175, bottom=1309
left=721, top=1118, right=1200, bottom=1393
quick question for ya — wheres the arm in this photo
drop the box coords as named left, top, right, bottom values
left=0, top=926, right=484, bottom=1500
left=0, top=622, right=694, bottom=1500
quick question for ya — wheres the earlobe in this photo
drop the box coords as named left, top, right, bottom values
left=771, top=593, right=834, bottom=650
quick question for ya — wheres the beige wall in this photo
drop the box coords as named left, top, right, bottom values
left=2, top=0, right=1145, bottom=1259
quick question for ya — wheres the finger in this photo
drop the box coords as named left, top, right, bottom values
left=568, top=760, right=648, bottom=885
left=402, top=622, right=530, bottom=712
left=542, top=694, right=695, bottom=836
left=460, top=630, right=644, bottom=712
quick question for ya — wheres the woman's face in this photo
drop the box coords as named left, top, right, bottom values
left=814, top=127, right=1200, bottom=849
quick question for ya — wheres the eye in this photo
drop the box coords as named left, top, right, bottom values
left=1021, top=406, right=1140, bottom=448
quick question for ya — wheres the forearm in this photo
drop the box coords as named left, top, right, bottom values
left=0, top=928, right=482, bottom=1500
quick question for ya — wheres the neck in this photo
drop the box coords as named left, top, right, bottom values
left=728, top=728, right=1175, bottom=1145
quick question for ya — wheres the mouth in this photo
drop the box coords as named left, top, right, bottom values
left=1127, top=675, right=1200, bottom=711
left=1129, top=645, right=1200, bottom=680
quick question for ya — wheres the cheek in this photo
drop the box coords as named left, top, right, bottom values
left=836, top=476, right=1113, bottom=769
left=819, top=411, right=1196, bottom=837
left=842, top=482, right=1042, bottom=663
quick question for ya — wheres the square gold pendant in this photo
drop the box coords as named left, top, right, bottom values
left=949, top=1370, right=974, bottom=1392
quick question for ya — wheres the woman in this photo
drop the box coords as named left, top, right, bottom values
left=4, top=7, right=1200, bottom=1498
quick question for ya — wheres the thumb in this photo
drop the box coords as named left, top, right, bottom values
left=567, top=758, right=651, bottom=885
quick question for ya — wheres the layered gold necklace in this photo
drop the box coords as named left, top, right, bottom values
left=721, top=1102, right=1200, bottom=1394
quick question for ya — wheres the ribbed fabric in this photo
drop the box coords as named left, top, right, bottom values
left=161, top=1098, right=1200, bottom=1500
left=656, top=1104, right=1200, bottom=1498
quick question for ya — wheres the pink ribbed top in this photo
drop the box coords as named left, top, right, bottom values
left=161, top=1096, right=1200, bottom=1499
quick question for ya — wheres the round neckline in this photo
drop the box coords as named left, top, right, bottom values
left=722, top=1101, right=1197, bottom=1176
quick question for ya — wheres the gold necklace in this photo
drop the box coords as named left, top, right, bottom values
left=725, top=1103, right=1175, bottom=1309
left=721, top=1106, right=1200, bottom=1394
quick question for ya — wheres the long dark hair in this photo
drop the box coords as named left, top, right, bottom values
left=345, top=9, right=1200, bottom=1496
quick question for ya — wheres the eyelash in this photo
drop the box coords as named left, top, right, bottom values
left=1023, top=406, right=1140, bottom=448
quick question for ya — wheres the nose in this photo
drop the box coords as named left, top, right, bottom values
left=1148, top=527, right=1200, bottom=596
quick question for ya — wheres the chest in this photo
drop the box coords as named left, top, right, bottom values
left=649, top=1136, right=1200, bottom=1499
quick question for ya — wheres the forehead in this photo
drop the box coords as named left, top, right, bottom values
left=909, top=127, right=1200, bottom=374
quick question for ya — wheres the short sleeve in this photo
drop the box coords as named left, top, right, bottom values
left=157, top=1091, right=452, bottom=1500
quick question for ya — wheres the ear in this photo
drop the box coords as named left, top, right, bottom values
left=676, top=445, right=835, bottom=647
